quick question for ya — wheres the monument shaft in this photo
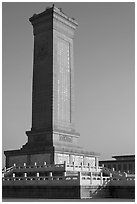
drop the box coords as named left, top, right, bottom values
left=31, top=7, right=76, bottom=133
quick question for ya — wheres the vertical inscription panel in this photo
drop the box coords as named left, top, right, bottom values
left=57, top=38, right=71, bottom=123
left=53, top=29, right=75, bottom=132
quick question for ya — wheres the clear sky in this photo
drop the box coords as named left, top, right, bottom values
left=2, top=2, right=135, bottom=166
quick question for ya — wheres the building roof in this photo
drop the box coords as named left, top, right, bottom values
left=99, top=159, right=135, bottom=163
left=99, top=154, right=135, bottom=163
left=112, top=155, right=135, bottom=160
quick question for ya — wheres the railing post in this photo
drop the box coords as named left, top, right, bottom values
left=64, top=171, right=67, bottom=176
left=34, top=162, right=37, bottom=167
left=13, top=173, right=15, bottom=178
left=49, top=172, right=52, bottom=177
left=44, top=161, right=47, bottom=166
left=124, top=172, right=127, bottom=177
left=37, top=172, right=39, bottom=177
left=24, top=163, right=26, bottom=167
left=13, top=163, right=16, bottom=167
left=100, top=172, right=103, bottom=185
left=24, top=173, right=27, bottom=177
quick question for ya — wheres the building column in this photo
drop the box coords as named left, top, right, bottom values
left=78, top=172, right=81, bottom=184
left=73, top=162, right=75, bottom=171
left=83, top=156, right=86, bottom=165
left=95, top=157, right=98, bottom=171
left=69, top=155, right=72, bottom=164
left=81, top=162, right=83, bottom=171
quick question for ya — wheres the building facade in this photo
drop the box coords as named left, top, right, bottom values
left=99, top=155, right=135, bottom=174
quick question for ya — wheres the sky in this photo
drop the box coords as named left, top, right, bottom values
left=2, top=2, right=135, bottom=166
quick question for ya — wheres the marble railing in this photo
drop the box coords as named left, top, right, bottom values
left=109, top=176, right=135, bottom=187
left=3, top=163, right=65, bottom=174
left=3, top=162, right=101, bottom=176
left=2, top=175, right=80, bottom=186
left=80, top=174, right=110, bottom=186
left=2, top=172, right=110, bottom=187
left=3, top=169, right=134, bottom=187
left=66, top=163, right=101, bottom=172
left=2, top=175, right=78, bottom=181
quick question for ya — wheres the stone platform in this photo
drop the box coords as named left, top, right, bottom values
left=2, top=163, right=135, bottom=199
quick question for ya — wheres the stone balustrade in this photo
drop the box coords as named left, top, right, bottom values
left=3, top=167, right=135, bottom=189
left=3, top=162, right=101, bottom=175
left=15, top=163, right=65, bottom=169
left=66, top=163, right=100, bottom=172
left=2, top=176, right=79, bottom=181
left=3, top=175, right=134, bottom=183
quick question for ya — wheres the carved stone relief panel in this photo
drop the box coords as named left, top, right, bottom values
left=69, top=155, right=83, bottom=165
left=56, top=153, right=69, bottom=164
left=74, top=155, right=84, bottom=165
left=83, top=156, right=95, bottom=166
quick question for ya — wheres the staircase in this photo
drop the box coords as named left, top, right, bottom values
left=91, top=177, right=111, bottom=198
left=2, top=166, right=15, bottom=177
left=91, top=167, right=128, bottom=198
left=102, top=167, right=125, bottom=178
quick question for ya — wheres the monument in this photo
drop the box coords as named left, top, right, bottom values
left=4, top=5, right=99, bottom=168
left=2, top=5, right=135, bottom=199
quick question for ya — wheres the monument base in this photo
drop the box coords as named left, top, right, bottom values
left=4, top=145, right=99, bottom=169
left=4, top=129, right=99, bottom=168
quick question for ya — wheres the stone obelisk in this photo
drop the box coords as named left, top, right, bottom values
left=4, top=5, right=99, bottom=168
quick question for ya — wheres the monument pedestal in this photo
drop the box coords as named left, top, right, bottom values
left=5, top=129, right=99, bottom=168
